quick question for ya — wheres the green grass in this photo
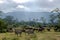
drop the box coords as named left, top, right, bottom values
left=0, top=32, right=60, bottom=40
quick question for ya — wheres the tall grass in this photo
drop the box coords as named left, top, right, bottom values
left=0, top=32, right=60, bottom=40
left=2, top=37, right=19, bottom=40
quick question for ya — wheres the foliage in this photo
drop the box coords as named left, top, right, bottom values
left=0, top=19, right=7, bottom=33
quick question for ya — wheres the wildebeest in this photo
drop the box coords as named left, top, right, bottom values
left=54, top=25, right=60, bottom=32
left=47, top=28, right=50, bottom=31
left=32, top=27, right=45, bottom=32
left=38, top=28, right=43, bottom=32
left=14, top=29, right=23, bottom=36
left=14, top=27, right=35, bottom=36
left=33, top=28, right=39, bottom=31
left=54, top=28, right=57, bottom=32
left=38, top=27, right=45, bottom=32
left=24, top=28, right=34, bottom=35
left=6, top=28, right=13, bottom=32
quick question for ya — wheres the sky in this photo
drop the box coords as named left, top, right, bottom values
left=0, top=0, right=60, bottom=13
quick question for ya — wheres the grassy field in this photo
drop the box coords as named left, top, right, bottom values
left=0, top=32, right=60, bottom=40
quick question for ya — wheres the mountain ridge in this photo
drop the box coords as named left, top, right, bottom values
left=2, top=11, right=52, bottom=21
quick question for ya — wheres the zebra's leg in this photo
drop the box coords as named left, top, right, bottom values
left=17, top=34, right=18, bottom=37
left=19, top=33, right=22, bottom=37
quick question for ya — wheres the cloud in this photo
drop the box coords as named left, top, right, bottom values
left=12, top=0, right=35, bottom=4
left=0, top=0, right=60, bottom=13
left=48, top=0, right=54, bottom=2
left=13, top=0, right=30, bottom=3
left=0, top=0, right=4, bottom=4
left=16, top=5, right=30, bottom=11
left=0, top=0, right=18, bottom=13
left=16, top=5, right=25, bottom=8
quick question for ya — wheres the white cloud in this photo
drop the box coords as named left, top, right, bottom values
left=24, top=7, right=30, bottom=11
left=0, top=0, right=60, bottom=12
left=16, top=5, right=25, bottom=8
left=13, top=0, right=32, bottom=3
left=0, top=0, right=4, bottom=4
left=39, top=8, right=51, bottom=12
left=16, top=5, right=30, bottom=11
left=48, top=0, right=54, bottom=2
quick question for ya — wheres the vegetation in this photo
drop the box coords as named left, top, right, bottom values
left=0, top=8, right=60, bottom=40
left=0, top=32, right=60, bottom=40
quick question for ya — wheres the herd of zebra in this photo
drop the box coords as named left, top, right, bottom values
left=7, top=26, right=51, bottom=36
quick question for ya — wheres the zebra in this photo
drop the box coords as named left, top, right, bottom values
left=14, top=29, right=23, bottom=36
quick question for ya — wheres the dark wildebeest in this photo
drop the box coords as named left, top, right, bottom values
left=47, top=28, right=50, bottom=31
left=54, top=25, right=60, bottom=32
left=33, top=28, right=39, bottom=31
left=38, top=27, right=45, bottom=32
left=24, top=28, right=34, bottom=35
left=54, top=25, right=58, bottom=32
left=6, top=28, right=13, bottom=32
left=33, top=27, right=44, bottom=32
left=14, top=29, right=23, bottom=36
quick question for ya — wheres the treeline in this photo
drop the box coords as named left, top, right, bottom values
left=0, top=8, right=60, bottom=33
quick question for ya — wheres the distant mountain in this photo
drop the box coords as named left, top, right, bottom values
left=2, top=11, right=52, bottom=21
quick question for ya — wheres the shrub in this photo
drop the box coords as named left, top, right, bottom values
left=12, top=37, right=19, bottom=40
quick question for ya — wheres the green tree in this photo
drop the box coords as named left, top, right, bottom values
left=40, top=17, right=46, bottom=25
left=0, top=11, right=3, bottom=16
left=51, top=8, right=60, bottom=31
left=3, top=16, right=15, bottom=25
left=0, top=19, right=7, bottom=33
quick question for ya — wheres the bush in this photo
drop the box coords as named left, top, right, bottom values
left=12, top=37, right=19, bottom=40
left=2, top=37, right=7, bottom=40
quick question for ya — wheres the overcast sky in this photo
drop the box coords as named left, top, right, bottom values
left=0, top=0, right=60, bottom=13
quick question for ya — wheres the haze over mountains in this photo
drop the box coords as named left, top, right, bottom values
left=2, top=11, right=52, bottom=22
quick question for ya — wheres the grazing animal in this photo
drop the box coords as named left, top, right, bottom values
left=54, top=27, right=60, bottom=32
left=7, top=28, right=13, bottom=32
left=47, top=28, right=50, bottom=31
left=54, top=25, right=59, bottom=32
left=54, top=28, right=57, bottom=32
left=33, top=28, right=39, bottom=31
left=38, top=27, right=45, bottom=32
left=38, top=28, right=43, bottom=32
left=24, top=28, right=34, bottom=35
left=33, top=27, right=45, bottom=32
left=15, top=29, right=22, bottom=36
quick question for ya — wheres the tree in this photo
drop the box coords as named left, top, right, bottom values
left=0, top=19, right=7, bottom=33
left=49, top=13, right=57, bottom=27
left=51, top=8, right=60, bottom=31
left=3, top=16, right=15, bottom=25
left=0, top=11, right=3, bottom=16
left=51, top=8, right=60, bottom=24
left=40, top=17, right=46, bottom=25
